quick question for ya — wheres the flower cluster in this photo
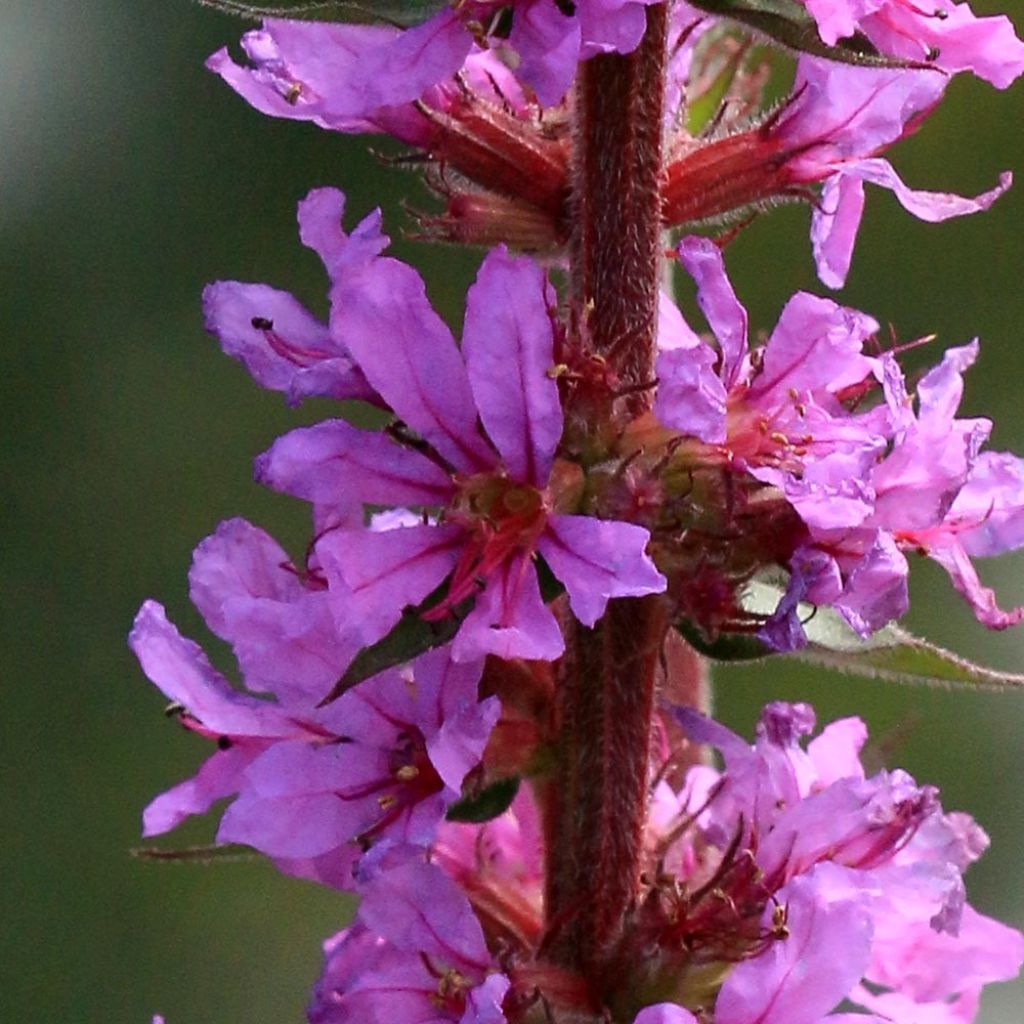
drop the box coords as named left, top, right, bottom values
left=136, top=2, right=1024, bottom=1022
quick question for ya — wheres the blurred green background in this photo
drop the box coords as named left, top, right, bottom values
left=3, top=1, right=1023, bottom=1021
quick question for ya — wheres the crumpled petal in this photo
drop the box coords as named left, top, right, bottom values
left=676, top=236, right=748, bottom=388
left=202, top=281, right=374, bottom=404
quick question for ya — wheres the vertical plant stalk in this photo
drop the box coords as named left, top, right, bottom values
left=571, top=3, right=669, bottom=401
left=543, top=5, right=670, bottom=982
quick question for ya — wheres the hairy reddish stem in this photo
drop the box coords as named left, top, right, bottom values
left=570, top=4, right=668, bottom=407
left=542, top=6, right=674, bottom=990
left=544, top=595, right=672, bottom=977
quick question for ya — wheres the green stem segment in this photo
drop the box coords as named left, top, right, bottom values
left=544, top=7, right=670, bottom=982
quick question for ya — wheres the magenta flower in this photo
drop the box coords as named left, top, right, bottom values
left=131, top=598, right=498, bottom=887
left=772, top=341, right=1024, bottom=644
left=657, top=236, right=1024, bottom=648
left=802, top=0, right=1024, bottom=89
left=309, top=857, right=509, bottom=1024
left=650, top=702, right=1024, bottom=1024
left=662, top=56, right=1011, bottom=288
left=203, top=189, right=387, bottom=407
left=256, top=192, right=664, bottom=661
left=207, top=0, right=658, bottom=114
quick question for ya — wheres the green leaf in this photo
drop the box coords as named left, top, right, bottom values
left=445, top=776, right=520, bottom=823
left=686, top=0, right=936, bottom=70
left=319, top=589, right=473, bottom=706
left=131, top=843, right=261, bottom=864
left=318, top=566, right=566, bottom=705
left=194, top=0, right=448, bottom=28
left=740, top=579, right=1024, bottom=691
left=674, top=617, right=772, bottom=661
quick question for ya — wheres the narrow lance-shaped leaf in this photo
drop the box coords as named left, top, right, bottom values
left=194, top=0, right=448, bottom=27
left=687, top=0, right=937, bottom=70
left=744, top=579, right=1024, bottom=690
left=445, top=776, right=521, bottom=824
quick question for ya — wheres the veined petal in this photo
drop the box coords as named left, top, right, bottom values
left=142, top=745, right=260, bottom=837
left=811, top=175, right=866, bottom=290
left=538, top=515, right=666, bottom=627
left=753, top=293, right=878, bottom=400
left=218, top=790, right=361, bottom=859
left=462, top=247, right=562, bottom=488
left=319, top=523, right=464, bottom=644
left=715, top=866, right=874, bottom=1024
left=254, top=419, right=453, bottom=509
left=926, top=540, right=1024, bottom=630
left=202, top=281, right=374, bottom=403
left=654, top=343, right=728, bottom=443
left=333, top=257, right=495, bottom=473
left=452, top=552, right=564, bottom=662
left=129, top=601, right=290, bottom=738
left=508, top=0, right=583, bottom=106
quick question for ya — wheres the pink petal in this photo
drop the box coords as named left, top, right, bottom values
left=462, top=247, right=562, bottom=488
left=842, top=159, right=1011, bottom=224
left=633, top=1006, right=699, bottom=1024
left=716, top=866, right=874, bottom=1024
left=452, top=552, right=565, bottom=661
left=202, top=281, right=373, bottom=403
left=332, top=256, right=494, bottom=474
left=926, top=540, right=1024, bottom=629
left=129, top=601, right=289, bottom=738
left=319, top=523, right=464, bottom=645
left=254, top=420, right=453, bottom=509
left=297, top=186, right=389, bottom=276
left=142, top=745, right=260, bottom=837
left=676, top=236, right=748, bottom=389
left=538, top=515, right=665, bottom=627
left=753, top=293, right=878, bottom=400
left=811, top=175, right=866, bottom=290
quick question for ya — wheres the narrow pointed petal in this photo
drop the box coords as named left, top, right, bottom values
left=927, top=541, right=1024, bottom=629
left=129, top=601, right=290, bottom=737
left=538, top=515, right=666, bottom=627
left=142, top=746, right=260, bottom=837
left=319, top=524, right=464, bottom=644
left=254, top=420, right=453, bottom=509
left=842, top=160, right=1011, bottom=224
left=811, top=175, right=866, bottom=290
left=677, top=236, right=748, bottom=389
left=462, top=247, right=562, bottom=487
left=452, top=552, right=564, bottom=662
left=333, top=257, right=494, bottom=473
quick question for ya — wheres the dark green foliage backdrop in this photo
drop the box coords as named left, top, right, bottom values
left=2, top=1, right=1022, bottom=1020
